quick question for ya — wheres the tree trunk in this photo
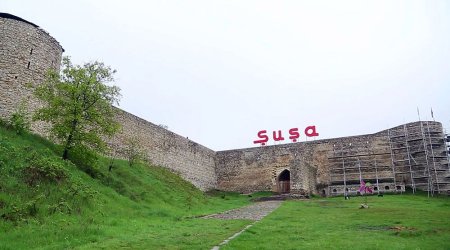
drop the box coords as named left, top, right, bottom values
left=62, top=134, right=72, bottom=160
left=62, top=120, right=78, bottom=160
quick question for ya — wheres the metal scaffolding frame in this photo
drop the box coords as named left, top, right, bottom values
left=327, top=122, right=450, bottom=197
left=387, top=123, right=436, bottom=195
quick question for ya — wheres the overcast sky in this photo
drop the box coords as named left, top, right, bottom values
left=3, top=1, right=450, bottom=150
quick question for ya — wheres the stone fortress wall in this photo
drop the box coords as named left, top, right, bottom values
left=0, top=13, right=217, bottom=191
left=109, top=108, right=217, bottom=191
left=215, top=121, right=450, bottom=196
left=1, top=13, right=449, bottom=195
left=0, top=13, right=63, bottom=134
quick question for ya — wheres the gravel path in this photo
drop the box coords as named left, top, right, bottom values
left=203, top=200, right=283, bottom=221
left=206, top=201, right=283, bottom=250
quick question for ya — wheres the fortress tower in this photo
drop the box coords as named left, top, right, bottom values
left=0, top=13, right=64, bottom=133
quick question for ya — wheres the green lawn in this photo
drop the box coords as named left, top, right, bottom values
left=223, top=194, right=450, bottom=250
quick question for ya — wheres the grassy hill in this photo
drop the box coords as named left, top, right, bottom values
left=0, top=124, right=263, bottom=249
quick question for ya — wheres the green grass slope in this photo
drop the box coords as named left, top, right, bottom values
left=0, top=125, right=262, bottom=249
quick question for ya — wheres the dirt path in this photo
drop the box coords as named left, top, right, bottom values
left=203, top=200, right=283, bottom=221
left=204, top=201, right=283, bottom=250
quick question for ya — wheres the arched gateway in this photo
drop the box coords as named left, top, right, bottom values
left=277, top=169, right=290, bottom=193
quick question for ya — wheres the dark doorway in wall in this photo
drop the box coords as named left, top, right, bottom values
left=278, top=169, right=290, bottom=194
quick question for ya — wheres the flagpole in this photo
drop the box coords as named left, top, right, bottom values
left=431, top=107, right=435, bottom=122
left=417, top=107, right=421, bottom=122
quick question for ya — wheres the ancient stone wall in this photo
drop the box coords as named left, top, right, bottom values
left=215, top=142, right=320, bottom=194
left=108, top=108, right=217, bottom=191
left=0, top=13, right=63, bottom=134
left=215, top=121, right=450, bottom=196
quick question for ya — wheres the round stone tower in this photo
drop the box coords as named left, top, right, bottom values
left=0, top=13, right=64, bottom=131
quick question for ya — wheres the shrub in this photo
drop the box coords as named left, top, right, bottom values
left=48, top=198, right=72, bottom=215
left=68, top=146, right=103, bottom=179
left=9, top=102, right=31, bottom=135
left=1, top=195, right=44, bottom=222
left=0, top=118, right=8, bottom=128
left=23, top=156, right=68, bottom=186
left=124, top=136, right=146, bottom=167
left=68, top=146, right=98, bottom=166
left=66, top=180, right=98, bottom=200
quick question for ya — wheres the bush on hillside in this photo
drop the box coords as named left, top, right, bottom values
left=124, top=136, right=147, bottom=167
left=1, top=195, right=44, bottom=222
left=9, top=102, right=31, bottom=135
left=67, top=146, right=104, bottom=179
left=23, top=155, right=68, bottom=186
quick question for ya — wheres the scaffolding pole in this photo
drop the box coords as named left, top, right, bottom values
left=342, top=145, right=347, bottom=197
left=419, top=121, right=432, bottom=197
left=426, top=121, right=440, bottom=193
left=387, top=129, right=398, bottom=187
left=369, top=142, right=380, bottom=194
left=330, top=145, right=336, bottom=196
left=357, top=157, right=362, bottom=183
left=403, top=124, right=416, bottom=194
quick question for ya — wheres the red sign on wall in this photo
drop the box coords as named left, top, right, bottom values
left=253, top=126, right=319, bottom=146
